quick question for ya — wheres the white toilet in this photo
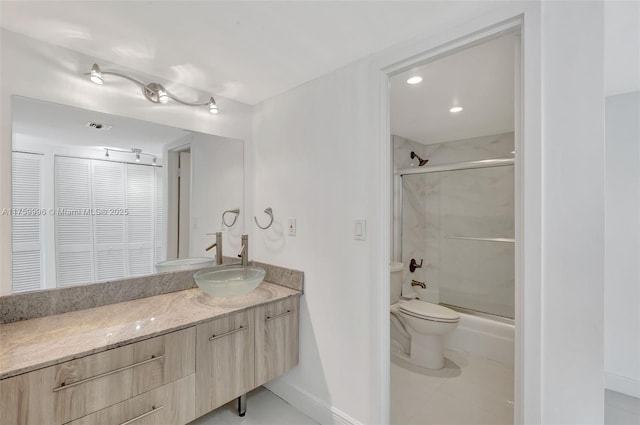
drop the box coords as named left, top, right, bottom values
left=390, top=262, right=459, bottom=369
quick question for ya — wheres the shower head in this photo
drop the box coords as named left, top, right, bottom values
left=410, top=151, right=429, bottom=167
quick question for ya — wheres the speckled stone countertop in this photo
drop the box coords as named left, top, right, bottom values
left=0, top=281, right=301, bottom=380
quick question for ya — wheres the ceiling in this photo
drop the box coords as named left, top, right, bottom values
left=13, top=97, right=189, bottom=157
left=391, top=34, right=515, bottom=145
left=1, top=1, right=636, bottom=111
left=0, top=1, right=486, bottom=106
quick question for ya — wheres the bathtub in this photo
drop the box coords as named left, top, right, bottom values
left=442, top=306, right=514, bottom=366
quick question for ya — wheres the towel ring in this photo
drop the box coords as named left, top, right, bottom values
left=254, top=207, right=274, bottom=230
left=222, top=208, right=240, bottom=227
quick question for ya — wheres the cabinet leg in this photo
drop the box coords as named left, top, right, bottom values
left=237, top=393, right=247, bottom=417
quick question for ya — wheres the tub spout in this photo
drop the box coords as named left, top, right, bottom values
left=411, top=280, right=426, bottom=289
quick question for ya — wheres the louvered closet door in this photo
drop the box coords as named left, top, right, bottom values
left=126, top=165, right=155, bottom=276
left=11, top=152, right=43, bottom=293
left=92, top=161, right=126, bottom=281
left=55, top=157, right=94, bottom=286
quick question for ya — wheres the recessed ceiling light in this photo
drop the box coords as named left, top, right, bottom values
left=406, top=76, right=423, bottom=85
left=449, top=106, right=463, bottom=113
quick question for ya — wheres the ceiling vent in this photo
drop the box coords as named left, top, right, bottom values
left=85, top=121, right=112, bottom=131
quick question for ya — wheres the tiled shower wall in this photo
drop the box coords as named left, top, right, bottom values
left=393, top=132, right=515, bottom=318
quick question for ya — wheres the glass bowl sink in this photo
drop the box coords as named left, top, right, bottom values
left=155, top=257, right=216, bottom=273
left=193, top=265, right=266, bottom=297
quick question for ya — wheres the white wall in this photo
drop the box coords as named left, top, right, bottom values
left=0, top=29, right=253, bottom=294
left=540, top=2, right=605, bottom=423
left=605, top=91, right=640, bottom=398
left=253, top=1, right=607, bottom=424
left=252, top=60, right=376, bottom=424
left=189, top=132, right=245, bottom=258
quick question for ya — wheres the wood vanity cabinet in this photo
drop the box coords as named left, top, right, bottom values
left=0, top=327, right=195, bottom=425
left=67, top=375, right=195, bottom=425
left=254, top=297, right=300, bottom=387
left=195, top=309, right=255, bottom=417
left=1, top=296, right=300, bottom=425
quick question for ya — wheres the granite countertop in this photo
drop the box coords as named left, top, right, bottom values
left=0, top=281, right=301, bottom=380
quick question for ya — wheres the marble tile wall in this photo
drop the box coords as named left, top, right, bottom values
left=0, top=260, right=304, bottom=324
left=394, top=132, right=515, bottom=318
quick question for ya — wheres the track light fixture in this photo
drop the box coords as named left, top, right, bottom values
left=104, top=147, right=158, bottom=165
left=86, top=63, right=219, bottom=114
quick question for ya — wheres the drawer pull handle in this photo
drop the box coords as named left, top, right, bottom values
left=266, top=310, right=294, bottom=322
left=52, top=355, right=164, bottom=392
left=209, top=325, right=248, bottom=341
left=120, top=405, right=164, bottom=425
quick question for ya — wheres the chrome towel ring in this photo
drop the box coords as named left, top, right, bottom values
left=222, top=208, right=240, bottom=227
left=254, top=207, right=274, bottom=230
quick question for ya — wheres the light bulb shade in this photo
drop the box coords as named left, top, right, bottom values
left=158, top=89, right=169, bottom=104
left=105, top=149, right=110, bottom=158
left=143, top=83, right=169, bottom=104
left=208, top=97, right=218, bottom=114
left=90, top=64, right=103, bottom=85
left=135, top=153, right=141, bottom=162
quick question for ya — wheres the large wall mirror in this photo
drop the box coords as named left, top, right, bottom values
left=9, top=96, right=244, bottom=294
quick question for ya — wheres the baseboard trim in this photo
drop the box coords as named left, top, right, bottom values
left=606, top=372, right=640, bottom=398
left=265, top=378, right=362, bottom=425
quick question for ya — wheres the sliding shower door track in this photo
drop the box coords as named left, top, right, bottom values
left=397, top=157, right=514, bottom=176
left=439, top=303, right=514, bottom=324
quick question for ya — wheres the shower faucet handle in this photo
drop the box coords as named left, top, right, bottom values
left=409, top=258, right=423, bottom=273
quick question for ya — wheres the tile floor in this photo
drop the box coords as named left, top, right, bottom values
left=391, top=348, right=640, bottom=425
left=189, top=386, right=318, bottom=425
left=605, top=389, right=640, bottom=425
left=189, top=375, right=639, bottom=425
left=391, top=349, right=515, bottom=425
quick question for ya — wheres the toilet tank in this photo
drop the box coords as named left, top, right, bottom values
left=390, top=262, right=404, bottom=304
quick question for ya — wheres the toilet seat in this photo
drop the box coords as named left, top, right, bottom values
left=399, top=299, right=459, bottom=323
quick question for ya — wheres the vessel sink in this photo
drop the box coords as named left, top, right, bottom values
left=193, top=265, right=266, bottom=297
left=155, top=257, right=216, bottom=273
left=196, top=286, right=274, bottom=308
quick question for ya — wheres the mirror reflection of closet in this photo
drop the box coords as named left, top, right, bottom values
left=10, top=96, right=244, bottom=294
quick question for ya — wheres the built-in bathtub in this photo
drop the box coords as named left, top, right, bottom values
left=442, top=304, right=514, bottom=366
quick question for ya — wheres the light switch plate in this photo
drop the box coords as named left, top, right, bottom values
left=354, top=219, right=366, bottom=240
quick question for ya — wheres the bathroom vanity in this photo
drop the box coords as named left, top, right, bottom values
left=0, top=281, right=301, bottom=424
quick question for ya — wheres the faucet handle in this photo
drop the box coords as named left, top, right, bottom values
left=409, top=258, right=423, bottom=273
left=205, top=232, right=223, bottom=252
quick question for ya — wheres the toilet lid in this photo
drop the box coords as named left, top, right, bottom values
left=399, top=299, right=459, bottom=322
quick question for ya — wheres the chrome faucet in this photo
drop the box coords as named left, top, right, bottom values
left=238, top=234, right=248, bottom=266
left=205, top=232, right=224, bottom=265
left=411, top=280, right=426, bottom=289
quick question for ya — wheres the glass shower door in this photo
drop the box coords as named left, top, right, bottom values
left=401, top=165, right=515, bottom=318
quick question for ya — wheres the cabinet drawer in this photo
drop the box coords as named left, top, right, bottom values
left=255, top=297, right=300, bottom=387
left=195, top=309, right=254, bottom=417
left=68, top=374, right=195, bottom=425
left=0, top=327, right=195, bottom=425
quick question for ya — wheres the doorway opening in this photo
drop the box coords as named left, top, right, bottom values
left=385, top=25, right=522, bottom=425
left=167, top=146, right=191, bottom=259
